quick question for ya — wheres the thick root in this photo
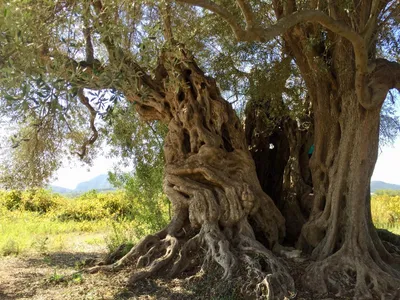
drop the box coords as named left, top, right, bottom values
left=302, top=248, right=400, bottom=299
left=86, top=219, right=295, bottom=299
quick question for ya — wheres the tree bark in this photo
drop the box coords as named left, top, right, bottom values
left=245, top=99, right=315, bottom=246
left=88, top=48, right=295, bottom=299
left=299, top=79, right=400, bottom=299
left=265, top=1, right=400, bottom=294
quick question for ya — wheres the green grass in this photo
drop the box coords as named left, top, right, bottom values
left=0, top=208, right=110, bottom=255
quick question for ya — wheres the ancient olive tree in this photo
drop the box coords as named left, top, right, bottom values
left=175, top=0, right=400, bottom=298
left=2, top=0, right=400, bottom=298
left=0, top=1, right=295, bottom=298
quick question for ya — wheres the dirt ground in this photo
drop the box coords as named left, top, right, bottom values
left=0, top=233, right=347, bottom=300
left=0, top=232, right=204, bottom=300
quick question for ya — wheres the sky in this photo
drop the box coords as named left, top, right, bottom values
left=49, top=136, right=400, bottom=190
left=371, top=137, right=400, bottom=184
left=50, top=156, right=118, bottom=189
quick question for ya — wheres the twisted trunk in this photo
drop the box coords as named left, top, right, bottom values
left=299, top=68, right=400, bottom=299
left=89, top=49, right=295, bottom=299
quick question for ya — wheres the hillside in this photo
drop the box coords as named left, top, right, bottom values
left=74, top=174, right=114, bottom=192
left=48, top=185, right=73, bottom=194
left=50, top=174, right=115, bottom=194
left=371, top=181, right=400, bottom=193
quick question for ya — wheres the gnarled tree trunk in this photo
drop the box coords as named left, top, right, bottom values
left=295, top=48, right=400, bottom=298
left=265, top=0, right=400, bottom=293
left=89, top=48, right=295, bottom=299
left=300, top=87, right=400, bottom=298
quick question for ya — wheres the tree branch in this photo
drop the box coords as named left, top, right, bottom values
left=361, top=0, right=390, bottom=44
left=174, top=0, right=246, bottom=39
left=360, top=59, right=400, bottom=109
left=236, top=0, right=255, bottom=29
left=75, top=88, right=99, bottom=159
left=40, top=48, right=108, bottom=90
left=174, top=3, right=370, bottom=109
left=161, top=2, right=174, bottom=42
left=83, top=23, right=94, bottom=64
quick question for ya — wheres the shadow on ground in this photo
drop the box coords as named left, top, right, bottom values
left=24, top=251, right=103, bottom=268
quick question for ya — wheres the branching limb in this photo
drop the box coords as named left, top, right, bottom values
left=360, top=58, right=400, bottom=110
left=361, top=0, right=382, bottom=43
left=249, top=10, right=369, bottom=108
left=83, top=21, right=94, bottom=64
left=174, top=1, right=370, bottom=111
left=173, top=0, right=246, bottom=39
left=160, top=1, right=174, bottom=42
left=236, top=0, right=256, bottom=29
left=75, top=88, right=98, bottom=159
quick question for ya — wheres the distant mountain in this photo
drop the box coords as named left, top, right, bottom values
left=75, top=174, right=114, bottom=192
left=371, top=181, right=400, bottom=193
left=49, top=185, right=73, bottom=194
left=49, top=174, right=115, bottom=194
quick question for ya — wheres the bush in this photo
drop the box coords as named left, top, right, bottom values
left=0, top=189, right=61, bottom=213
left=371, top=193, right=400, bottom=228
left=1, top=239, right=20, bottom=256
left=53, top=190, right=135, bottom=222
left=21, top=189, right=61, bottom=213
left=0, top=190, right=23, bottom=210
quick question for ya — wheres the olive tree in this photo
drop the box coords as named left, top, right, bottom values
left=175, top=0, right=400, bottom=298
left=1, top=0, right=400, bottom=298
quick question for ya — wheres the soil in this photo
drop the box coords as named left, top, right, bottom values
left=0, top=233, right=353, bottom=300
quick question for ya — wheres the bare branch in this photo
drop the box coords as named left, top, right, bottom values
left=83, top=20, right=94, bottom=63
left=236, top=0, right=256, bottom=29
left=362, top=0, right=388, bottom=43
left=174, top=0, right=246, bottom=39
left=161, top=2, right=174, bottom=42
left=176, top=4, right=369, bottom=107
left=75, top=88, right=99, bottom=159
left=359, top=59, right=400, bottom=109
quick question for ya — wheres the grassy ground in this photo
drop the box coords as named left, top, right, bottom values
left=0, top=210, right=107, bottom=256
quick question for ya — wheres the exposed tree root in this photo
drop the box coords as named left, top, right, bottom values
left=303, top=246, right=400, bottom=299
left=86, top=219, right=295, bottom=299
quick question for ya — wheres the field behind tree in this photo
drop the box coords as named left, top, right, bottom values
left=0, top=189, right=399, bottom=299
left=0, top=189, right=170, bottom=257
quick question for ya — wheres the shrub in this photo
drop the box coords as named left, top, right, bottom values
left=0, top=190, right=23, bottom=210
left=21, top=189, right=61, bottom=213
left=0, top=189, right=61, bottom=213
left=371, top=193, right=400, bottom=228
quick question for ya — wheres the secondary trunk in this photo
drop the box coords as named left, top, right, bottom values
left=89, top=48, right=295, bottom=299
left=299, top=81, right=400, bottom=298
